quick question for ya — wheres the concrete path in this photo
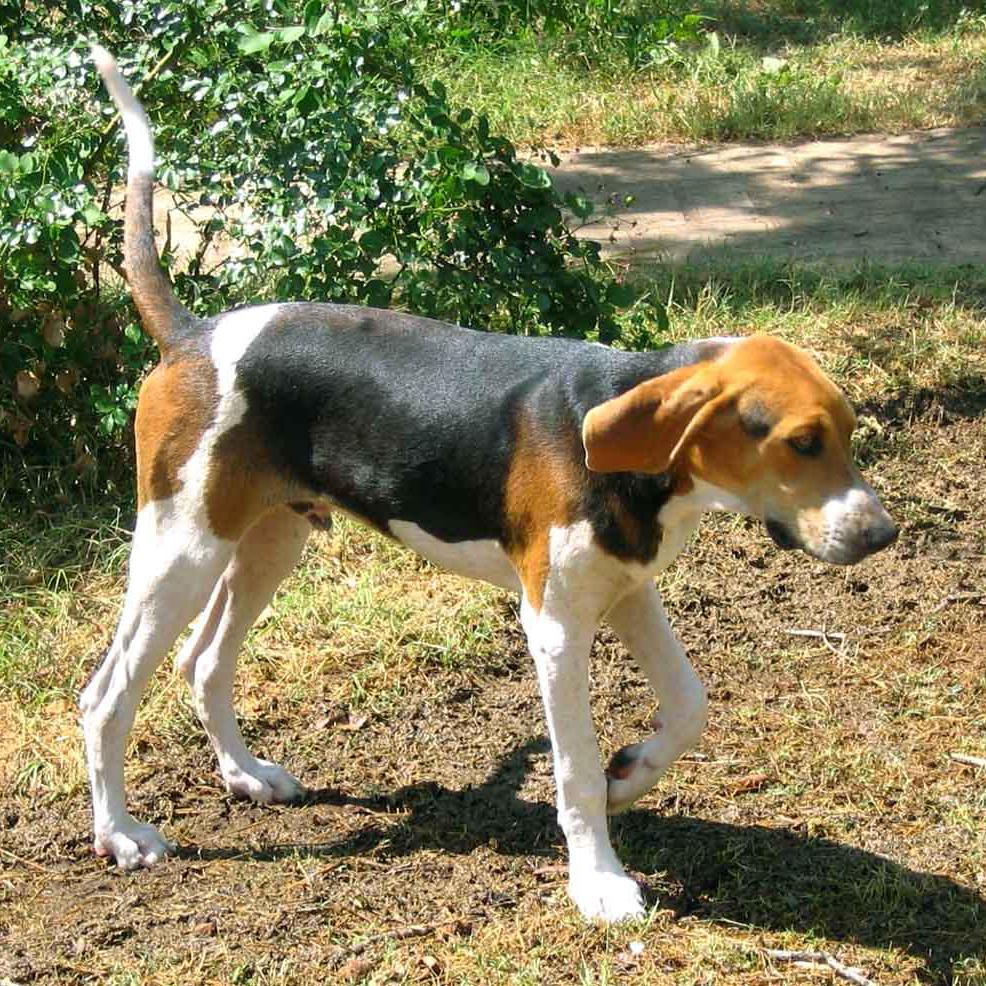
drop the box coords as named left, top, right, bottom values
left=550, top=127, right=986, bottom=265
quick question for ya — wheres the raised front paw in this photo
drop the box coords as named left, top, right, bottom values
left=222, top=758, right=307, bottom=804
left=569, top=867, right=646, bottom=923
left=606, top=739, right=663, bottom=814
left=94, top=816, right=175, bottom=870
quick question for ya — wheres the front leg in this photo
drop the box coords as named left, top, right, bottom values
left=604, top=581, right=708, bottom=813
left=520, top=593, right=645, bottom=922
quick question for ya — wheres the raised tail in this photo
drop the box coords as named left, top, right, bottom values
left=91, top=45, right=195, bottom=351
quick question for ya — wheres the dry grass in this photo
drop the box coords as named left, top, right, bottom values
left=2, top=265, right=985, bottom=984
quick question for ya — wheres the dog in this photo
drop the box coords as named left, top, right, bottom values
left=82, top=46, right=898, bottom=922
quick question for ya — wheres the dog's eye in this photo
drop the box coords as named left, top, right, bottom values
left=788, top=433, right=823, bottom=457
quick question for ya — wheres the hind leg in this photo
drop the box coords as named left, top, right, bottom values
left=175, top=506, right=311, bottom=803
left=80, top=502, right=234, bottom=868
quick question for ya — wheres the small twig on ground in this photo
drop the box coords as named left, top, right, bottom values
left=0, top=845, right=56, bottom=874
left=785, top=629, right=846, bottom=642
left=950, top=752, right=986, bottom=769
left=931, top=591, right=985, bottom=614
left=763, top=948, right=876, bottom=986
left=328, top=915, right=472, bottom=969
left=785, top=627, right=847, bottom=657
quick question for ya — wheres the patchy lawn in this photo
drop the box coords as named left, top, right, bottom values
left=1, top=263, right=985, bottom=984
left=435, top=7, right=986, bottom=146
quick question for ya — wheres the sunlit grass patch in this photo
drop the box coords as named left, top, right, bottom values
left=433, top=12, right=986, bottom=146
left=626, top=260, right=986, bottom=401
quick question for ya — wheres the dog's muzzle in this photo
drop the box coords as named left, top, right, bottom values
left=766, top=499, right=899, bottom=566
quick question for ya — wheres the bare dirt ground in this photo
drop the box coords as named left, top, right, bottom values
left=152, top=127, right=986, bottom=272
left=1, top=373, right=984, bottom=984
left=552, top=127, right=986, bottom=264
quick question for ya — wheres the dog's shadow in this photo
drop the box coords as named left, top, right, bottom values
left=189, top=738, right=985, bottom=980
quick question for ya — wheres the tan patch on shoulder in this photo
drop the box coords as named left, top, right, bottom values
left=135, top=356, right=217, bottom=507
left=504, top=414, right=581, bottom=610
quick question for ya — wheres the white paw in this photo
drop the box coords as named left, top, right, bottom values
left=223, top=758, right=306, bottom=804
left=94, top=816, right=174, bottom=870
left=569, top=868, right=646, bottom=923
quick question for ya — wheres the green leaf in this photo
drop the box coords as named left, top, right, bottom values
left=605, top=282, right=636, bottom=307
left=564, top=191, right=593, bottom=220
left=0, top=150, right=17, bottom=174
left=366, top=279, right=392, bottom=307
left=82, top=203, right=107, bottom=225
left=313, top=11, right=335, bottom=35
left=517, top=163, right=551, bottom=189
left=359, top=229, right=388, bottom=254
left=277, top=26, right=306, bottom=45
left=238, top=32, right=275, bottom=54
left=462, top=161, right=490, bottom=186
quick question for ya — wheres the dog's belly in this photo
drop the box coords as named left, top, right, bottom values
left=388, top=520, right=521, bottom=591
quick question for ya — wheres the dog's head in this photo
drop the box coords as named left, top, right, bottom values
left=582, top=336, right=897, bottom=565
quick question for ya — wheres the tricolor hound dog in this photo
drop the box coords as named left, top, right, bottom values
left=83, top=47, right=898, bottom=922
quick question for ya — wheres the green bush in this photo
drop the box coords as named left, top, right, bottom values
left=414, top=0, right=706, bottom=72
left=0, top=0, right=648, bottom=506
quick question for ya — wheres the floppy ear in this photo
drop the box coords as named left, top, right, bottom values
left=582, top=364, right=728, bottom=473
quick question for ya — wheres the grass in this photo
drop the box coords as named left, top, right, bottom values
left=1, top=258, right=985, bottom=983
left=634, top=261, right=986, bottom=397
left=431, top=3, right=986, bottom=145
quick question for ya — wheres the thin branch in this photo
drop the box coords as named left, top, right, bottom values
left=932, top=591, right=985, bottom=614
left=0, top=844, right=56, bottom=874
left=950, top=752, right=986, bottom=769
left=785, top=627, right=847, bottom=657
left=785, top=629, right=846, bottom=642
left=328, top=915, right=468, bottom=969
left=763, top=948, right=876, bottom=986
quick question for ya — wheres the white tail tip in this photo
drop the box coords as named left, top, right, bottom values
left=90, top=43, right=117, bottom=74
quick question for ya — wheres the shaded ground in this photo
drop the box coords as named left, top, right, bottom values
left=1, top=366, right=984, bottom=984
left=155, top=127, right=986, bottom=274
left=552, top=127, right=986, bottom=263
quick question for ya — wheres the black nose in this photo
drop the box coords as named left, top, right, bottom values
left=864, top=517, right=899, bottom=552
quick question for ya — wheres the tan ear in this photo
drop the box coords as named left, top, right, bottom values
left=582, top=364, right=728, bottom=473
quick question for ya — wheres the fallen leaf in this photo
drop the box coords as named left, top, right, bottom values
left=337, top=956, right=375, bottom=982
left=42, top=313, right=65, bottom=347
left=56, top=368, right=78, bottom=394
left=15, top=369, right=40, bottom=401
left=731, top=771, right=770, bottom=795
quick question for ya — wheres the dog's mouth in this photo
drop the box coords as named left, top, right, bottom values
left=764, top=514, right=898, bottom=566
left=765, top=518, right=800, bottom=552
